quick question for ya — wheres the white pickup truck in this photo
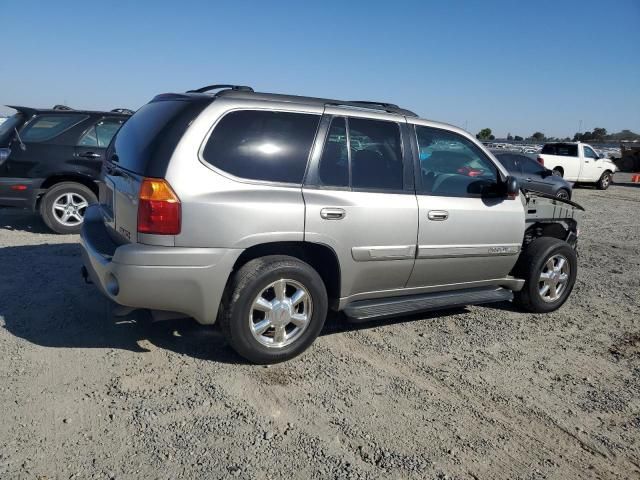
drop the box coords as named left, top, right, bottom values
left=538, top=142, right=618, bottom=189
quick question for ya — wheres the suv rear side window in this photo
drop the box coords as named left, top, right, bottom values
left=541, top=144, right=578, bottom=157
left=79, top=118, right=126, bottom=148
left=349, top=118, right=403, bottom=190
left=21, top=114, right=88, bottom=143
left=202, top=110, right=320, bottom=184
left=416, top=125, right=499, bottom=197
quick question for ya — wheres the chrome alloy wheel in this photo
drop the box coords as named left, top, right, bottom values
left=538, top=254, right=570, bottom=302
left=249, top=278, right=313, bottom=348
left=556, top=190, right=570, bottom=200
left=52, top=192, right=89, bottom=226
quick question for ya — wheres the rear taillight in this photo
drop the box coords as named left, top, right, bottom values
left=137, top=178, right=181, bottom=235
left=537, top=156, right=544, bottom=166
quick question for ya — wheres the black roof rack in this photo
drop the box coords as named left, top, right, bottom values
left=110, top=108, right=135, bottom=115
left=52, top=104, right=74, bottom=111
left=326, top=100, right=417, bottom=117
left=186, top=84, right=254, bottom=94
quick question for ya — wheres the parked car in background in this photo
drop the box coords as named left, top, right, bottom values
left=80, top=84, right=582, bottom=364
left=492, top=151, right=573, bottom=199
left=0, top=105, right=132, bottom=233
left=538, top=142, right=618, bottom=189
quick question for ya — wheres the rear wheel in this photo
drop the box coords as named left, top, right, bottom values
left=555, top=188, right=570, bottom=200
left=512, top=237, right=577, bottom=313
left=40, top=182, right=97, bottom=234
left=552, top=168, right=563, bottom=177
left=596, top=171, right=612, bottom=190
left=219, top=255, right=328, bottom=364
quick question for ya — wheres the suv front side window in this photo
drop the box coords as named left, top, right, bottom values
left=415, top=125, right=499, bottom=197
left=202, top=110, right=321, bottom=184
left=21, top=114, right=88, bottom=143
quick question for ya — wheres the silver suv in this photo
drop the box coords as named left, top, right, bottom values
left=80, top=84, right=582, bottom=364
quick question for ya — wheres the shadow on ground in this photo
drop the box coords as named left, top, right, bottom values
left=0, top=208, right=52, bottom=234
left=0, top=243, right=470, bottom=365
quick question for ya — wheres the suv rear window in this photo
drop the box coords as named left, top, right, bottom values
left=21, top=114, right=88, bottom=143
left=110, top=99, right=208, bottom=176
left=541, top=144, right=578, bottom=157
left=202, top=110, right=320, bottom=184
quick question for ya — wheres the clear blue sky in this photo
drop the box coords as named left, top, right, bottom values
left=1, top=0, right=638, bottom=138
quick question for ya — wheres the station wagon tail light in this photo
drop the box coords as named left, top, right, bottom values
left=536, top=156, right=544, bottom=166
left=137, top=178, right=181, bottom=235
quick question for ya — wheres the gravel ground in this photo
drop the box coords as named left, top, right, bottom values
left=1, top=175, right=639, bottom=479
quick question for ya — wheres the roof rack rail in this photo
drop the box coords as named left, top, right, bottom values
left=52, top=104, right=74, bottom=111
left=326, top=100, right=417, bottom=117
left=186, top=84, right=254, bottom=94
left=111, top=108, right=135, bottom=115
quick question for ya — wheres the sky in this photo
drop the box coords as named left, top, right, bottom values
left=1, top=0, right=639, bottom=138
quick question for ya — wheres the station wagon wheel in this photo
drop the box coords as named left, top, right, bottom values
left=220, top=255, right=328, bottom=364
left=52, top=192, right=89, bottom=226
left=249, top=279, right=313, bottom=348
left=556, top=189, right=570, bottom=200
left=40, top=181, right=97, bottom=234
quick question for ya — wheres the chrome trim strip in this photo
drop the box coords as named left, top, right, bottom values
left=351, top=245, right=416, bottom=262
left=417, top=244, right=520, bottom=259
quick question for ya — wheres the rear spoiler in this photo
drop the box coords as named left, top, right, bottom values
left=6, top=105, right=38, bottom=118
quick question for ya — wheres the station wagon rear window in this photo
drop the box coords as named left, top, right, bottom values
left=202, top=110, right=320, bottom=184
left=21, top=114, right=88, bottom=142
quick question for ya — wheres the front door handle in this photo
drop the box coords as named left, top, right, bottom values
left=320, top=207, right=346, bottom=220
left=427, top=210, right=449, bottom=221
left=79, top=152, right=101, bottom=159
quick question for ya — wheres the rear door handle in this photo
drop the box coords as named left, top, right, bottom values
left=427, top=210, right=449, bottom=221
left=320, top=207, right=346, bottom=220
left=79, top=152, right=101, bottom=159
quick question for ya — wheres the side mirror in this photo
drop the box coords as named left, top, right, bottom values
left=505, top=175, right=519, bottom=199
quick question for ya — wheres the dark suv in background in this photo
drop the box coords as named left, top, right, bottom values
left=0, top=105, right=132, bottom=233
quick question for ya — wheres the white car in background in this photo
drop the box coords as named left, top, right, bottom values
left=538, top=142, right=618, bottom=189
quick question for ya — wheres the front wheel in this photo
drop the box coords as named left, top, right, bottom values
left=512, top=237, right=577, bottom=313
left=555, top=188, right=570, bottom=200
left=40, top=182, right=97, bottom=234
left=596, top=171, right=612, bottom=190
left=219, top=255, right=328, bottom=364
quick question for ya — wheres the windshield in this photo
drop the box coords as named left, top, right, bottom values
left=0, top=113, right=26, bottom=147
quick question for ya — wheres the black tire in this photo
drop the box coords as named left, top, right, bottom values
left=596, top=171, right=612, bottom=190
left=512, top=237, right=577, bottom=313
left=552, top=168, right=563, bottom=177
left=219, top=255, right=328, bottom=364
left=40, top=182, right=97, bottom=234
left=555, top=188, right=571, bottom=200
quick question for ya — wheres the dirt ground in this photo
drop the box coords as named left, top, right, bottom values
left=1, top=175, right=638, bottom=480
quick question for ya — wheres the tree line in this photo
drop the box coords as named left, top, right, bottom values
left=476, top=127, right=639, bottom=143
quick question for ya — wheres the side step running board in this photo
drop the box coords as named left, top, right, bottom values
left=344, top=287, right=513, bottom=322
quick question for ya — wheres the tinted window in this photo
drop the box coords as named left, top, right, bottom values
left=541, top=144, right=578, bottom=157
left=96, top=118, right=125, bottom=147
left=203, top=110, right=320, bottom=184
left=111, top=99, right=208, bottom=175
left=78, top=126, right=98, bottom=147
left=349, top=118, right=403, bottom=190
left=583, top=146, right=598, bottom=159
left=521, top=157, right=546, bottom=175
left=318, top=117, right=349, bottom=187
left=21, top=114, right=88, bottom=142
left=495, top=153, right=521, bottom=173
left=416, top=126, right=499, bottom=197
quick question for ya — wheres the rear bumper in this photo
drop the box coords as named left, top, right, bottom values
left=0, top=177, right=43, bottom=210
left=79, top=205, right=241, bottom=324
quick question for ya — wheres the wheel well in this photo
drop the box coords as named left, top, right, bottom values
left=552, top=166, right=564, bottom=176
left=523, top=220, right=577, bottom=248
left=231, top=242, right=341, bottom=302
left=40, top=175, right=98, bottom=198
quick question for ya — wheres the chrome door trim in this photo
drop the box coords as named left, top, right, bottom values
left=352, top=245, right=416, bottom=262
left=417, top=244, right=521, bottom=259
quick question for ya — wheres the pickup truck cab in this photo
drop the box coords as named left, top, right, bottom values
left=538, top=142, right=618, bottom=189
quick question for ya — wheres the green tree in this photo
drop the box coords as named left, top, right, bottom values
left=592, top=127, right=607, bottom=141
left=476, top=128, right=493, bottom=140
left=532, top=132, right=545, bottom=141
left=514, top=135, right=523, bottom=141
left=507, top=133, right=513, bottom=141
